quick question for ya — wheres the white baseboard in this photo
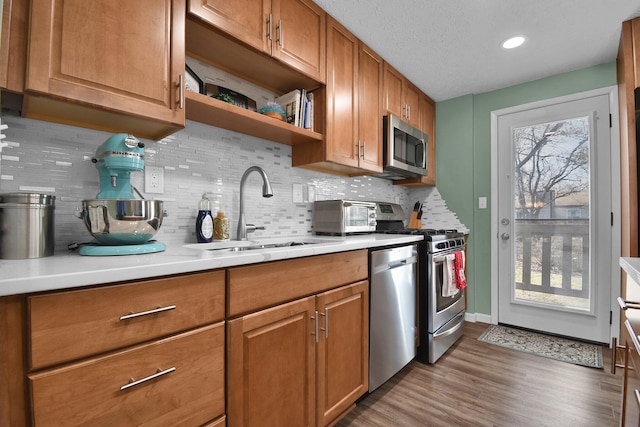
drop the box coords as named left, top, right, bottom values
left=464, top=312, right=492, bottom=324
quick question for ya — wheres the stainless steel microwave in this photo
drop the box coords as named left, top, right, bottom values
left=379, top=114, right=428, bottom=180
left=312, top=200, right=377, bottom=235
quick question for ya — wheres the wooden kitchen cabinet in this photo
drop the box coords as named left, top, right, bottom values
left=316, top=280, right=369, bottom=427
left=292, top=18, right=383, bottom=176
left=393, top=93, right=437, bottom=187
left=12, top=270, right=227, bottom=426
left=22, top=0, right=186, bottom=140
left=227, top=296, right=317, bottom=427
left=227, top=250, right=369, bottom=426
left=28, top=270, right=225, bottom=369
left=30, top=323, right=225, bottom=427
left=188, top=0, right=326, bottom=83
left=0, top=0, right=28, bottom=93
left=383, top=62, right=421, bottom=129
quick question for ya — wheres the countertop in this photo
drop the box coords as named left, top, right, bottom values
left=620, top=257, right=640, bottom=353
left=0, top=234, right=422, bottom=297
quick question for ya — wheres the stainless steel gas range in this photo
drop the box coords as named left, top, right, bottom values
left=374, top=202, right=467, bottom=364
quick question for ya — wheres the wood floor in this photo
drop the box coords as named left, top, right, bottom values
left=336, top=322, right=623, bottom=427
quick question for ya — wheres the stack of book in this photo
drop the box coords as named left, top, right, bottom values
left=274, top=89, right=314, bottom=131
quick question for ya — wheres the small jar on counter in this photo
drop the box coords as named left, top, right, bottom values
left=213, top=210, right=229, bottom=241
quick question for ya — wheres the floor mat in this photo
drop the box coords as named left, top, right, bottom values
left=478, top=324, right=603, bottom=368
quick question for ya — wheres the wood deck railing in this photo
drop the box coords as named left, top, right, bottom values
left=515, top=219, right=589, bottom=298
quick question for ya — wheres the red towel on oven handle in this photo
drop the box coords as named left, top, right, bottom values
left=454, top=251, right=467, bottom=290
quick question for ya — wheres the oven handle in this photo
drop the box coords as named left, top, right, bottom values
left=433, top=311, right=465, bottom=338
left=432, top=251, right=463, bottom=263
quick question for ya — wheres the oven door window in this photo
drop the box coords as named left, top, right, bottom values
left=435, top=258, right=463, bottom=311
left=345, top=206, right=370, bottom=226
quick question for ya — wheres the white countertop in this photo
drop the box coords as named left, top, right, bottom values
left=621, top=257, right=640, bottom=285
left=0, top=234, right=422, bottom=297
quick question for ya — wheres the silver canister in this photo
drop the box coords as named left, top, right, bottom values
left=0, top=193, right=56, bottom=259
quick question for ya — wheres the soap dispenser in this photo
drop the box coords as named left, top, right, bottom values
left=213, top=209, right=230, bottom=241
left=196, top=194, right=214, bottom=243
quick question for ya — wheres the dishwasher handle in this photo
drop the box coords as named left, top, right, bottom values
left=388, top=259, right=409, bottom=269
left=372, top=256, right=417, bottom=275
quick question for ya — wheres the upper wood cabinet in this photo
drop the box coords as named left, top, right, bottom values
left=383, top=62, right=420, bottom=129
left=188, top=0, right=326, bottom=83
left=292, top=18, right=382, bottom=176
left=22, top=0, right=186, bottom=140
left=394, top=93, right=437, bottom=187
left=0, top=0, right=28, bottom=93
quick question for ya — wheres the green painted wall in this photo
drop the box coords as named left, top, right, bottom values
left=433, top=61, right=617, bottom=316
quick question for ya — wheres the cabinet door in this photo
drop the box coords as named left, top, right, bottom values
left=25, top=0, right=185, bottom=135
left=188, top=0, right=270, bottom=54
left=325, top=17, right=359, bottom=169
left=419, top=93, right=436, bottom=186
left=633, top=18, right=640, bottom=88
left=30, top=324, right=225, bottom=427
left=28, top=270, right=225, bottom=370
left=316, top=281, right=369, bottom=427
left=358, top=43, right=383, bottom=173
left=405, top=81, right=421, bottom=129
left=227, top=296, right=316, bottom=427
left=383, top=62, right=404, bottom=118
left=272, top=0, right=326, bottom=83
left=0, top=0, right=28, bottom=92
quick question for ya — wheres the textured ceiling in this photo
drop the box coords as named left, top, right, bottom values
left=312, top=0, right=640, bottom=101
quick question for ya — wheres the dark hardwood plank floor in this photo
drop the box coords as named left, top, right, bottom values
left=336, top=322, right=623, bottom=427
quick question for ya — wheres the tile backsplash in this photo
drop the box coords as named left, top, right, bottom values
left=0, top=115, right=413, bottom=251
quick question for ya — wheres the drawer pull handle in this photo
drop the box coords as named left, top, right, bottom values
left=120, top=367, right=176, bottom=391
left=618, top=297, right=640, bottom=310
left=119, top=305, right=176, bottom=321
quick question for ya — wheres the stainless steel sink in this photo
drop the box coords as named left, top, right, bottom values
left=228, top=241, right=318, bottom=251
left=184, top=237, right=339, bottom=252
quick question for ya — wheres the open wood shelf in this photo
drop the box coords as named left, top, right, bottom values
left=185, top=91, right=323, bottom=146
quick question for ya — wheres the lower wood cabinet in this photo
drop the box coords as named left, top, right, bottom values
left=29, top=323, right=225, bottom=427
left=316, top=280, right=369, bottom=426
left=227, top=280, right=369, bottom=427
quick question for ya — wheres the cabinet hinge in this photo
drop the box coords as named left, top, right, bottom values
left=611, top=212, right=614, bottom=226
left=610, top=310, right=613, bottom=325
left=610, top=114, right=612, bottom=128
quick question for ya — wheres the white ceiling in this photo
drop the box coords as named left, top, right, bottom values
left=312, top=0, right=640, bottom=102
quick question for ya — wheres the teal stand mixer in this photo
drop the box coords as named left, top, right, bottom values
left=78, top=133, right=166, bottom=256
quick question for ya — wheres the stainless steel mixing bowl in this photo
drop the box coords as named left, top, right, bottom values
left=80, top=199, right=164, bottom=245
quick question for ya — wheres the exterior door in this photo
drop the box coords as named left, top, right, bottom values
left=494, top=90, right=614, bottom=343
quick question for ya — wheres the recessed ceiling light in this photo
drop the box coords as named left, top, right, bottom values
left=501, top=36, right=526, bottom=49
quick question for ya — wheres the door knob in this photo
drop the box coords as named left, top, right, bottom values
left=501, top=232, right=510, bottom=240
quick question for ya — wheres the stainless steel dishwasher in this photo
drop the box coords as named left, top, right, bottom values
left=369, top=244, right=417, bottom=392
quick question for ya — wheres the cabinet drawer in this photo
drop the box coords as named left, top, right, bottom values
left=29, top=270, right=225, bottom=369
left=29, top=322, right=225, bottom=427
left=227, top=250, right=368, bottom=316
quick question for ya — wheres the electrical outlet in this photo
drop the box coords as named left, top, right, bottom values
left=145, top=166, right=164, bottom=194
left=292, top=183, right=303, bottom=203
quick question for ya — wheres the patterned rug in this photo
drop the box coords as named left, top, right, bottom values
left=478, top=324, right=603, bottom=368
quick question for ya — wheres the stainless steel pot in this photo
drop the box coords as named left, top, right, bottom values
left=80, top=199, right=164, bottom=245
left=0, top=193, right=56, bottom=259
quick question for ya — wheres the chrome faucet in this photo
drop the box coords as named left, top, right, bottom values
left=237, top=166, right=274, bottom=240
